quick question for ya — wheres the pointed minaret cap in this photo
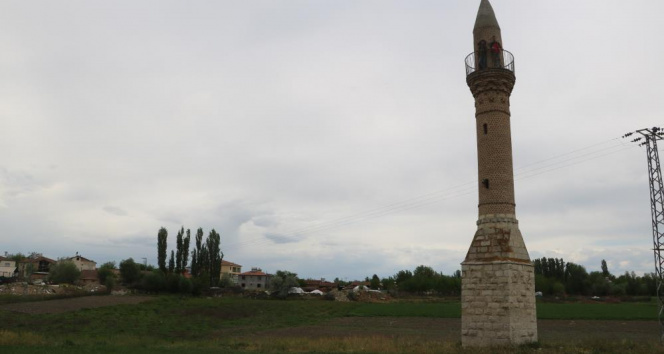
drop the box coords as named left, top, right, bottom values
left=474, top=0, right=501, bottom=31
left=472, top=0, right=503, bottom=53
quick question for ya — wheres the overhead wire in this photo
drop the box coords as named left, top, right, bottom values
left=223, top=136, right=642, bottom=252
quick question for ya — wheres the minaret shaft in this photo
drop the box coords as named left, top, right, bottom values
left=471, top=71, right=516, bottom=216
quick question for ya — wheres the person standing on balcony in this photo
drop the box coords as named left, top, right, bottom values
left=489, top=35, right=502, bottom=67
left=477, top=40, right=488, bottom=70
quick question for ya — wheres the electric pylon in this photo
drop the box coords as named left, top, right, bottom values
left=624, top=127, right=664, bottom=343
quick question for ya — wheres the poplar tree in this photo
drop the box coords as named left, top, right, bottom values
left=168, top=250, right=175, bottom=274
left=182, top=229, right=191, bottom=271
left=191, top=251, right=198, bottom=277
left=157, top=227, right=168, bottom=273
left=175, top=227, right=184, bottom=273
left=601, top=259, right=610, bottom=277
left=194, top=228, right=205, bottom=276
left=206, top=229, right=223, bottom=287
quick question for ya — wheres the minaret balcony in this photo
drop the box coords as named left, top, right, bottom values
left=465, top=49, right=514, bottom=76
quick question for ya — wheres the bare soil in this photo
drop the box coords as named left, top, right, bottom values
left=0, top=295, right=154, bottom=314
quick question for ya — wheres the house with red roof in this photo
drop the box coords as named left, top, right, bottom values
left=239, top=267, right=271, bottom=290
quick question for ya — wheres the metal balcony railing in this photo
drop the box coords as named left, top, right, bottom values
left=465, top=49, right=514, bottom=76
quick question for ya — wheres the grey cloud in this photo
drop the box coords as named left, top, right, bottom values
left=102, top=205, right=128, bottom=216
left=0, top=167, right=47, bottom=200
left=252, top=216, right=277, bottom=228
left=264, top=233, right=299, bottom=244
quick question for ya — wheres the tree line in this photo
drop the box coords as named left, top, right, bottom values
left=533, top=257, right=656, bottom=297
left=359, top=258, right=658, bottom=298
left=359, top=265, right=462, bottom=295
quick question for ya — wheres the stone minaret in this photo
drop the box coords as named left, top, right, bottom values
left=461, top=0, right=537, bottom=346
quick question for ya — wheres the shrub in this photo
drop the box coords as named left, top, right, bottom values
left=191, top=275, right=210, bottom=296
left=48, top=261, right=81, bottom=284
left=219, top=273, right=232, bottom=288
left=104, top=276, right=116, bottom=292
left=141, top=271, right=166, bottom=293
left=97, top=262, right=116, bottom=284
left=119, top=258, right=141, bottom=285
left=270, top=270, right=300, bottom=299
left=178, top=277, right=192, bottom=294
left=166, top=273, right=180, bottom=293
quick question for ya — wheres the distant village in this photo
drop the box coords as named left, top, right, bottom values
left=0, top=251, right=366, bottom=294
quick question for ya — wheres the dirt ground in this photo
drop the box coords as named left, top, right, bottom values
left=0, top=295, right=154, bottom=314
left=261, top=317, right=660, bottom=344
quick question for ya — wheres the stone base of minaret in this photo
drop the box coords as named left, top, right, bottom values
left=461, top=214, right=538, bottom=347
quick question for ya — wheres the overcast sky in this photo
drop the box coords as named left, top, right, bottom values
left=1, top=0, right=662, bottom=281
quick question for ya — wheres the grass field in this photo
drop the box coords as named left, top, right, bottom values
left=0, top=295, right=663, bottom=353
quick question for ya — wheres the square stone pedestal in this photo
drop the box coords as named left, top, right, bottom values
left=461, top=260, right=537, bottom=346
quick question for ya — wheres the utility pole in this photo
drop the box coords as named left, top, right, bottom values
left=624, top=127, right=664, bottom=343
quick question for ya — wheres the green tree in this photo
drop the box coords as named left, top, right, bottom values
left=168, top=250, right=175, bottom=274
left=119, top=258, right=141, bottom=284
left=587, top=271, right=610, bottom=296
left=206, top=229, right=222, bottom=287
left=191, top=228, right=205, bottom=277
left=48, top=260, right=81, bottom=284
left=381, top=276, right=396, bottom=291
left=601, top=259, right=611, bottom=278
left=395, top=270, right=413, bottom=284
left=141, top=270, right=166, bottom=293
left=370, top=274, right=380, bottom=290
left=191, top=251, right=198, bottom=277
left=411, top=265, right=437, bottom=293
left=564, top=262, right=588, bottom=295
left=9, top=253, right=26, bottom=262
left=270, top=270, right=300, bottom=298
left=182, top=229, right=191, bottom=271
left=219, top=273, right=233, bottom=288
left=199, top=245, right=209, bottom=276
left=23, top=263, right=34, bottom=282
left=413, top=265, right=436, bottom=278
left=97, top=261, right=116, bottom=284
left=178, top=276, right=192, bottom=294
left=551, top=281, right=565, bottom=296
left=175, top=227, right=184, bottom=273
left=157, top=227, right=168, bottom=273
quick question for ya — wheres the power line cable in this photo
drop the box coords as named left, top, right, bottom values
left=223, top=137, right=639, bottom=251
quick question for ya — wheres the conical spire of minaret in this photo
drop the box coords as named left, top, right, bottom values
left=474, top=0, right=500, bottom=30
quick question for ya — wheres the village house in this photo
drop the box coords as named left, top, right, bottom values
left=67, top=253, right=97, bottom=271
left=0, top=256, right=17, bottom=278
left=17, top=254, right=56, bottom=282
left=303, top=278, right=337, bottom=292
left=239, top=267, right=271, bottom=290
left=220, top=260, right=242, bottom=284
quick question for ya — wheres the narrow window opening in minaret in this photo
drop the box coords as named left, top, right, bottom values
left=482, top=179, right=489, bottom=189
left=483, top=123, right=488, bottom=134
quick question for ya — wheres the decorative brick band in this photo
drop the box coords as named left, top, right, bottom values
left=476, top=214, right=518, bottom=225
left=466, top=69, right=515, bottom=98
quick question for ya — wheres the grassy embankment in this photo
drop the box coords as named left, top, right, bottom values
left=0, top=296, right=662, bottom=353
